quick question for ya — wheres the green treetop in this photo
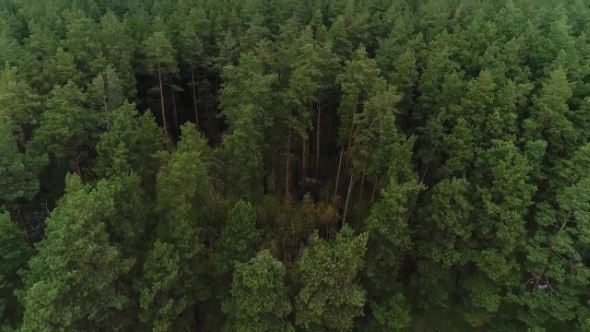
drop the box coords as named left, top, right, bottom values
left=296, top=227, right=368, bottom=332
left=222, top=250, right=293, bottom=332
left=20, top=174, right=133, bottom=332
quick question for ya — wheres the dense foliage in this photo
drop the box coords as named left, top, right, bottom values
left=1, top=0, right=590, bottom=331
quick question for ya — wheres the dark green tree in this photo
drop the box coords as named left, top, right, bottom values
left=29, top=81, right=99, bottom=179
left=0, top=121, right=44, bottom=204
left=0, top=65, right=41, bottom=146
left=0, top=212, right=31, bottom=328
left=137, top=124, right=215, bottom=331
left=218, top=200, right=261, bottom=273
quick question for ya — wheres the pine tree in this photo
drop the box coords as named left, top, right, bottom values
left=295, top=227, right=368, bottom=332
left=178, top=7, right=208, bottom=128
left=0, top=212, right=31, bottom=328
left=222, top=250, right=293, bottom=332
left=0, top=121, right=44, bottom=203
left=20, top=174, right=133, bottom=332
left=41, top=47, right=83, bottom=94
left=283, top=26, right=323, bottom=189
left=219, top=53, right=277, bottom=199
left=137, top=124, right=214, bottom=331
left=221, top=105, right=265, bottom=201
left=218, top=200, right=261, bottom=274
left=98, top=11, right=136, bottom=98
left=460, top=140, right=535, bottom=327
left=29, top=81, right=100, bottom=179
left=363, top=154, right=423, bottom=296
left=87, top=66, right=125, bottom=115
left=94, top=102, right=164, bottom=182
left=509, top=143, right=590, bottom=331
left=142, top=30, right=178, bottom=141
left=335, top=46, right=382, bottom=203
left=0, top=65, right=41, bottom=146
left=63, top=9, right=101, bottom=74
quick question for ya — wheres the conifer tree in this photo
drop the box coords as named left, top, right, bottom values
left=0, top=212, right=31, bottom=328
left=222, top=250, right=293, bottom=332
left=296, top=227, right=368, bottom=332
left=142, top=30, right=178, bottom=140
left=20, top=174, right=133, bottom=332
left=137, top=124, right=214, bottom=331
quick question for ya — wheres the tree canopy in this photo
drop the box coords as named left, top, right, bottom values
left=2, top=0, right=590, bottom=331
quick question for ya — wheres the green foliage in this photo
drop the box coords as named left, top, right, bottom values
left=3, top=1, right=590, bottom=331
left=0, top=66, right=41, bottom=145
left=95, top=102, right=164, bottom=181
left=142, top=30, right=178, bottom=77
left=87, top=66, right=125, bottom=114
left=41, top=48, right=83, bottom=93
left=30, top=81, right=100, bottom=176
left=137, top=124, right=214, bottom=331
left=337, top=46, right=383, bottom=147
left=219, top=53, right=277, bottom=200
left=363, top=165, right=423, bottom=295
left=20, top=174, right=133, bottom=332
left=0, top=213, right=31, bottom=328
left=63, top=10, right=101, bottom=72
left=218, top=200, right=261, bottom=273
left=97, top=11, right=136, bottom=97
left=0, top=122, right=44, bottom=202
left=221, top=105, right=265, bottom=201
left=222, top=250, right=293, bottom=332
left=296, top=227, right=368, bottom=332
left=366, top=294, right=412, bottom=332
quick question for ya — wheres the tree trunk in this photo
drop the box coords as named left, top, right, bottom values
left=371, top=174, right=379, bottom=205
left=285, top=129, right=291, bottom=200
left=531, top=267, right=545, bottom=297
left=345, top=123, right=354, bottom=174
left=316, top=101, right=321, bottom=182
left=334, top=147, right=345, bottom=204
left=191, top=67, right=199, bottom=129
left=531, top=212, right=572, bottom=296
left=358, top=173, right=365, bottom=204
left=158, top=65, right=168, bottom=141
left=342, top=174, right=355, bottom=227
left=329, top=106, right=334, bottom=138
left=17, top=209, right=31, bottom=245
left=74, top=157, right=83, bottom=183
left=302, top=135, right=307, bottom=191
left=170, top=81, right=179, bottom=138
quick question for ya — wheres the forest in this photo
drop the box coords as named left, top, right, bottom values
left=1, top=0, right=590, bottom=331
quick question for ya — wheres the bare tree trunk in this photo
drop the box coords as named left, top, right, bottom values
left=316, top=101, right=321, bottom=182
left=531, top=267, right=546, bottom=297
left=285, top=129, right=291, bottom=200
left=334, top=147, right=344, bottom=204
left=74, top=157, right=83, bottom=183
left=358, top=173, right=365, bottom=204
left=302, top=135, right=307, bottom=191
left=345, top=123, right=354, bottom=174
left=371, top=174, right=379, bottom=205
left=191, top=67, right=199, bottom=129
left=17, top=209, right=31, bottom=245
left=158, top=65, right=168, bottom=142
left=329, top=106, right=334, bottom=138
left=170, top=81, right=179, bottom=138
left=342, top=174, right=355, bottom=227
